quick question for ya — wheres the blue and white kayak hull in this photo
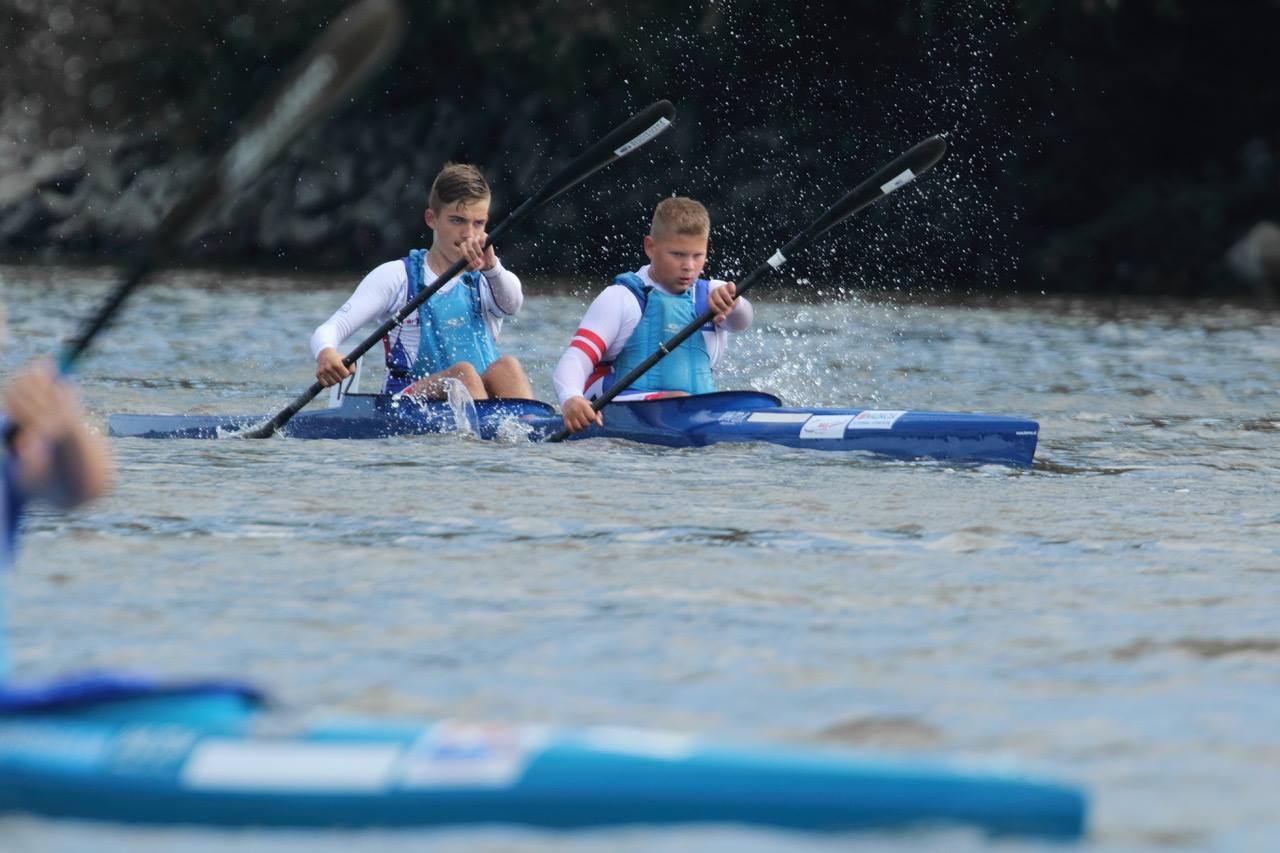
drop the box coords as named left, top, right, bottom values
left=525, top=391, right=1038, bottom=466
left=107, top=392, right=1038, bottom=466
left=0, top=710, right=1084, bottom=836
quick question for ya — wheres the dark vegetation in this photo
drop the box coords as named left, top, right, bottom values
left=1, top=0, right=1276, bottom=298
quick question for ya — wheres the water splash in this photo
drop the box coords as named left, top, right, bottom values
left=493, top=415, right=535, bottom=445
left=443, top=377, right=480, bottom=435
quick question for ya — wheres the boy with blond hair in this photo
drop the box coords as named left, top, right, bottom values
left=311, top=163, right=533, bottom=400
left=553, top=196, right=753, bottom=433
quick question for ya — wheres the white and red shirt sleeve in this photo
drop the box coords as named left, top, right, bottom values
left=552, top=284, right=641, bottom=405
left=552, top=265, right=755, bottom=405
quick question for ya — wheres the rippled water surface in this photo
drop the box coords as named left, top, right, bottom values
left=1, top=264, right=1278, bottom=851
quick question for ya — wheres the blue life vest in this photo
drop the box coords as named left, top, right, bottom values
left=1, top=443, right=22, bottom=572
left=1, top=443, right=24, bottom=681
left=608, top=273, right=716, bottom=396
left=384, top=250, right=500, bottom=393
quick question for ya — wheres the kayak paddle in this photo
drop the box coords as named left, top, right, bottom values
left=546, top=134, right=949, bottom=443
left=239, top=99, right=677, bottom=438
left=4, top=0, right=405, bottom=447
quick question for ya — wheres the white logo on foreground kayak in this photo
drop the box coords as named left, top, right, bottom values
left=183, top=722, right=550, bottom=792
left=399, top=722, right=549, bottom=787
left=184, top=741, right=402, bottom=792
left=578, top=726, right=697, bottom=760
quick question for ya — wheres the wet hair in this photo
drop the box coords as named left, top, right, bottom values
left=650, top=196, right=710, bottom=240
left=428, top=163, right=490, bottom=212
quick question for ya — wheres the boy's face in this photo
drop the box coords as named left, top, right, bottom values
left=425, top=197, right=490, bottom=264
left=644, top=232, right=708, bottom=293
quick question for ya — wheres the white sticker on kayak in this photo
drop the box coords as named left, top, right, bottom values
left=398, top=722, right=548, bottom=789
left=846, top=410, right=907, bottom=430
left=747, top=411, right=811, bottom=424
left=880, top=168, right=916, bottom=195
left=580, top=726, right=697, bottom=761
left=800, top=414, right=855, bottom=439
left=183, top=741, right=400, bottom=792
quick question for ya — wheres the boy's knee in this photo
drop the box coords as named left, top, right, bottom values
left=488, top=355, right=521, bottom=374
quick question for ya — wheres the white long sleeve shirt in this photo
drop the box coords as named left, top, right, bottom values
left=310, top=258, right=522, bottom=363
left=552, top=265, right=752, bottom=405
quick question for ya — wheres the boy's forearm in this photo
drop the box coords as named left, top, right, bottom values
left=310, top=295, right=380, bottom=358
left=483, top=260, right=523, bottom=315
left=553, top=347, right=593, bottom=406
left=311, top=265, right=403, bottom=358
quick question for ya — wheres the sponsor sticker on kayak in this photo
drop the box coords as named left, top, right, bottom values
left=398, top=722, right=549, bottom=789
left=746, top=411, right=810, bottom=424
left=184, top=741, right=401, bottom=792
left=800, top=414, right=855, bottom=439
left=846, top=410, right=907, bottom=430
left=579, top=726, right=697, bottom=760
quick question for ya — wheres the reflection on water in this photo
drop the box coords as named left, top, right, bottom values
left=2, top=265, right=1279, bottom=850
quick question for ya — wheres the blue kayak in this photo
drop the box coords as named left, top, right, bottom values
left=0, top=675, right=1085, bottom=836
left=107, top=395, right=555, bottom=441
left=108, top=392, right=1038, bottom=466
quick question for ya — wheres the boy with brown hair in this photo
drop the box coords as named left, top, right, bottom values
left=553, top=196, right=753, bottom=432
left=311, top=163, right=533, bottom=400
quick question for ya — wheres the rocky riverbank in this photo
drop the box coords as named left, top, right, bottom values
left=1, top=0, right=1277, bottom=299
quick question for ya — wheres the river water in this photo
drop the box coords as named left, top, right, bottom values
left=1, top=264, right=1277, bottom=851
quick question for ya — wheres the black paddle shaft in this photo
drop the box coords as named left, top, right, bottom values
left=242, top=99, right=677, bottom=438
left=2, top=0, right=404, bottom=450
left=61, top=0, right=404, bottom=373
left=546, top=135, right=948, bottom=443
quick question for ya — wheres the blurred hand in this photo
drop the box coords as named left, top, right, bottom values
left=4, top=359, right=113, bottom=506
left=4, top=360, right=79, bottom=441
